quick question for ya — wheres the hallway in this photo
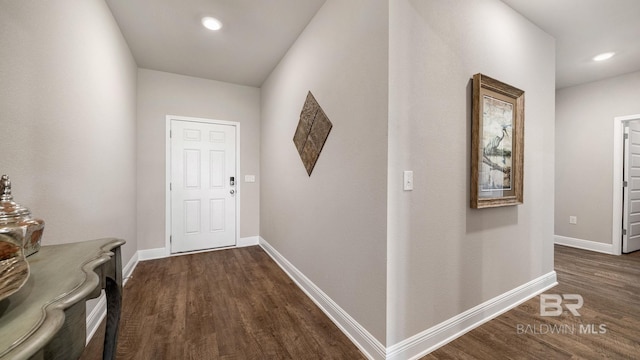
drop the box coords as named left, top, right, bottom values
left=83, top=245, right=640, bottom=359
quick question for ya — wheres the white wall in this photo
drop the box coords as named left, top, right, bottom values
left=0, top=0, right=138, bottom=263
left=136, top=69, right=261, bottom=251
left=555, top=71, right=640, bottom=245
left=260, top=0, right=389, bottom=344
left=388, top=0, right=556, bottom=344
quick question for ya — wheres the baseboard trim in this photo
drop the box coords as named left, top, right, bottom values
left=85, top=295, right=107, bottom=345
left=138, top=247, right=169, bottom=261
left=139, top=237, right=259, bottom=261
left=238, top=236, right=260, bottom=247
left=386, top=271, right=558, bottom=360
left=86, top=250, right=140, bottom=345
left=122, top=251, right=139, bottom=285
left=554, top=235, right=614, bottom=255
left=259, top=237, right=386, bottom=360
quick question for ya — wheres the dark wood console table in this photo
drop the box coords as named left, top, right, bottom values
left=0, top=238, right=125, bottom=360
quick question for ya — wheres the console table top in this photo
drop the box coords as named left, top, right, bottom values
left=0, top=238, right=125, bottom=359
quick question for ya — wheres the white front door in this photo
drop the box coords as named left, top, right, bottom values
left=170, top=119, right=237, bottom=253
left=623, top=120, right=640, bottom=253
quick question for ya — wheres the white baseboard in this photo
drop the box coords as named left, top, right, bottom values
left=122, top=251, right=139, bottom=285
left=554, top=235, right=614, bottom=254
left=259, top=237, right=386, bottom=360
left=86, top=249, right=140, bottom=344
left=85, top=295, right=107, bottom=345
left=386, top=271, right=558, bottom=360
left=138, top=247, right=169, bottom=261
left=238, top=236, right=260, bottom=247
left=139, top=237, right=259, bottom=261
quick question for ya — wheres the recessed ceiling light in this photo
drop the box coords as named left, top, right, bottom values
left=202, top=16, right=222, bottom=31
left=593, top=52, right=615, bottom=62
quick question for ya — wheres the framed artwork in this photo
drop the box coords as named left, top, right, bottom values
left=471, top=73, right=524, bottom=209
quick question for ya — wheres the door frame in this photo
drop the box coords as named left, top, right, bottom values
left=612, top=114, right=640, bottom=255
left=165, top=115, right=241, bottom=255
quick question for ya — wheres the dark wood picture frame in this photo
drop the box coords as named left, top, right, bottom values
left=471, top=73, right=524, bottom=209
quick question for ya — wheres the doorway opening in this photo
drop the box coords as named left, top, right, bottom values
left=613, top=114, right=640, bottom=254
left=165, top=115, right=241, bottom=254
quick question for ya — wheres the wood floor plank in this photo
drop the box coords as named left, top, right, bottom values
left=82, top=245, right=640, bottom=359
left=426, top=245, right=640, bottom=359
left=81, top=246, right=365, bottom=360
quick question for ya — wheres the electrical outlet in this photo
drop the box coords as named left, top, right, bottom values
left=569, top=216, right=577, bottom=225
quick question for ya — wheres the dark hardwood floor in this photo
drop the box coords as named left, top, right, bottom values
left=82, top=245, right=640, bottom=359
left=80, top=246, right=366, bottom=360
left=424, top=245, right=640, bottom=359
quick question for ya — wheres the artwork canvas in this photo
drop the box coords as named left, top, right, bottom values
left=480, top=95, right=513, bottom=191
left=471, top=74, right=524, bottom=209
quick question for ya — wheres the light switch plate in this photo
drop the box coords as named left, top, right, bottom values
left=403, top=171, right=414, bottom=191
left=245, top=175, right=256, bottom=183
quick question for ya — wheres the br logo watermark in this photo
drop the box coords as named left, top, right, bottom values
left=515, top=293, right=607, bottom=335
left=540, top=294, right=583, bottom=316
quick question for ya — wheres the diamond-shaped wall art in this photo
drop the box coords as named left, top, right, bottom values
left=293, top=91, right=333, bottom=176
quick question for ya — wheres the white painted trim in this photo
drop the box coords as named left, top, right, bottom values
left=554, top=235, right=615, bottom=255
left=122, top=251, right=139, bottom=285
left=613, top=114, right=640, bottom=256
left=86, top=249, right=140, bottom=344
left=139, top=240, right=261, bottom=260
left=166, top=116, right=172, bottom=258
left=138, top=247, right=169, bottom=261
left=85, top=295, right=107, bottom=345
left=165, top=115, right=241, bottom=255
left=138, top=237, right=259, bottom=262
left=386, top=271, right=557, bottom=360
left=259, top=237, right=386, bottom=360
left=238, top=236, right=259, bottom=247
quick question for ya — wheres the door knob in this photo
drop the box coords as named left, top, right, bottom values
left=230, top=189, right=235, bottom=195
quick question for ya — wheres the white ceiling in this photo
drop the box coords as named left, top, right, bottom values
left=106, top=0, right=640, bottom=89
left=502, top=0, right=640, bottom=89
left=105, top=0, right=327, bottom=87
